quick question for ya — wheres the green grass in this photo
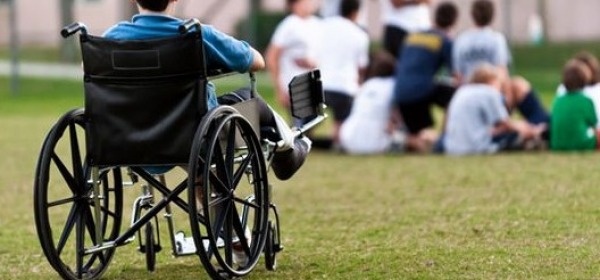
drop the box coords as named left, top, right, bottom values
left=3, top=42, right=600, bottom=279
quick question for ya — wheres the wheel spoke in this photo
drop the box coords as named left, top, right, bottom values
left=213, top=139, right=231, bottom=190
left=48, top=196, right=77, bottom=208
left=56, top=203, right=79, bottom=256
left=224, top=209, right=234, bottom=266
left=75, top=205, right=85, bottom=279
left=82, top=204, right=98, bottom=245
left=225, top=119, right=237, bottom=185
left=51, top=153, right=80, bottom=195
left=68, top=122, right=84, bottom=186
left=198, top=156, right=229, bottom=195
left=231, top=206, right=251, bottom=256
left=233, top=195, right=260, bottom=210
left=231, top=153, right=253, bottom=189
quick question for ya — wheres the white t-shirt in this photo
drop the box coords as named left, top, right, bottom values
left=452, top=27, right=512, bottom=79
left=270, top=15, right=322, bottom=94
left=381, top=0, right=431, bottom=32
left=556, top=83, right=600, bottom=128
left=340, top=77, right=395, bottom=154
left=318, top=16, right=370, bottom=95
left=444, top=84, right=510, bottom=155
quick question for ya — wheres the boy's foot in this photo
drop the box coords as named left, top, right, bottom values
left=232, top=227, right=251, bottom=266
left=232, top=246, right=248, bottom=266
left=271, top=136, right=311, bottom=181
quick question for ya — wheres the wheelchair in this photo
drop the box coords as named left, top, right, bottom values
left=33, top=19, right=326, bottom=280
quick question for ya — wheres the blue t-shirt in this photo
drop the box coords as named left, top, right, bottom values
left=103, top=14, right=255, bottom=109
left=393, top=29, right=453, bottom=104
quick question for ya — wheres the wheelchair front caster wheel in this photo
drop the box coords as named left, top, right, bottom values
left=264, top=221, right=277, bottom=271
left=145, top=222, right=156, bottom=272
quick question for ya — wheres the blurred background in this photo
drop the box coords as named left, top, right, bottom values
left=3, top=0, right=600, bottom=56
left=2, top=0, right=600, bottom=96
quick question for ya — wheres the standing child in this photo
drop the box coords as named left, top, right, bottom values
left=318, top=0, right=370, bottom=147
left=550, top=59, right=598, bottom=151
left=381, top=0, right=432, bottom=58
left=266, top=0, right=321, bottom=121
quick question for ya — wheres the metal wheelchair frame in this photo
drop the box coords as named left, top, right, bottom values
left=33, top=19, right=326, bottom=280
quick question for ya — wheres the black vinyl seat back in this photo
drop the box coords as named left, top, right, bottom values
left=80, top=31, right=208, bottom=166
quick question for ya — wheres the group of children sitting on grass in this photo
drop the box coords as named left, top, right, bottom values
left=337, top=0, right=600, bottom=156
left=340, top=50, right=600, bottom=156
left=447, top=52, right=600, bottom=155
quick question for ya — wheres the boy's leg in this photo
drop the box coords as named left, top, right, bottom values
left=219, top=88, right=312, bottom=180
left=397, top=100, right=436, bottom=153
left=324, top=90, right=353, bottom=146
left=510, top=77, right=550, bottom=125
left=492, top=131, right=522, bottom=151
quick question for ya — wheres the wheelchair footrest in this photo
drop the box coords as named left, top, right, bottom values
left=174, top=231, right=197, bottom=256
left=289, top=70, right=325, bottom=121
left=174, top=231, right=226, bottom=256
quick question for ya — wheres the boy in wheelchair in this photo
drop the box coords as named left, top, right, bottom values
left=104, top=0, right=311, bottom=181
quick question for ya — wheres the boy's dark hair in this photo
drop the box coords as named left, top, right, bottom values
left=340, top=0, right=360, bottom=18
left=471, top=0, right=494, bottom=27
left=366, top=51, right=396, bottom=79
left=136, top=0, right=170, bottom=12
left=563, top=59, right=591, bottom=92
left=574, top=51, right=600, bottom=84
left=435, top=2, right=459, bottom=29
left=287, top=0, right=300, bottom=11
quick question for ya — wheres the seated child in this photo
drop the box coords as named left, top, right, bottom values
left=444, top=63, right=543, bottom=155
left=555, top=51, right=600, bottom=128
left=550, top=59, right=598, bottom=151
left=339, top=51, right=405, bottom=154
left=104, top=0, right=311, bottom=180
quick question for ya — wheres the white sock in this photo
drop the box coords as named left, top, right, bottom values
left=299, top=135, right=312, bottom=153
left=271, top=109, right=296, bottom=151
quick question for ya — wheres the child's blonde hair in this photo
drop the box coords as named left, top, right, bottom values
left=469, top=63, right=500, bottom=84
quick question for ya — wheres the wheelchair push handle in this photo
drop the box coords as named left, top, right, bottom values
left=61, top=22, right=88, bottom=38
left=179, top=18, right=201, bottom=34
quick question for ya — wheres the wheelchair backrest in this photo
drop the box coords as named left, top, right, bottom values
left=80, top=31, right=208, bottom=167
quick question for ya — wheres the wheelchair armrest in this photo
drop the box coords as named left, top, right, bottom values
left=207, top=68, right=235, bottom=78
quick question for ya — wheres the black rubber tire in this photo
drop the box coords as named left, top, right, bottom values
left=188, top=106, right=270, bottom=279
left=145, top=222, right=156, bottom=272
left=264, top=221, right=277, bottom=271
left=34, top=109, right=123, bottom=280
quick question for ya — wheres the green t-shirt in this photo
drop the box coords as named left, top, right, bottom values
left=550, top=90, right=598, bottom=151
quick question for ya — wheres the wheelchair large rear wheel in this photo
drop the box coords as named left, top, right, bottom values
left=34, top=109, right=123, bottom=280
left=188, top=106, right=270, bottom=279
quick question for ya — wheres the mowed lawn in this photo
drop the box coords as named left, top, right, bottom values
left=2, top=42, right=600, bottom=279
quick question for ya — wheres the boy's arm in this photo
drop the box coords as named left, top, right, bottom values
left=491, top=119, right=513, bottom=136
